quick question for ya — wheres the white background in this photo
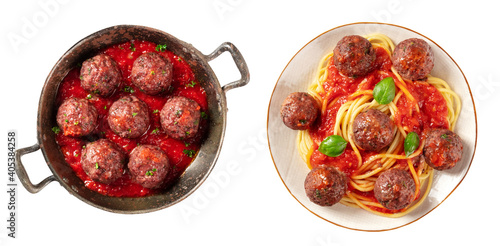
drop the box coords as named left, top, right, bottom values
left=0, top=0, right=498, bottom=245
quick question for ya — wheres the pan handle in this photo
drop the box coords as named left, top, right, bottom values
left=15, top=144, right=57, bottom=193
left=205, top=42, right=250, bottom=93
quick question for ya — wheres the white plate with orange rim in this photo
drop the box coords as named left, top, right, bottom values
left=267, top=22, right=477, bottom=231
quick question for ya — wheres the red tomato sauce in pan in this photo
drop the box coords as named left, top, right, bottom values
left=307, top=47, right=449, bottom=213
left=54, top=40, right=208, bottom=197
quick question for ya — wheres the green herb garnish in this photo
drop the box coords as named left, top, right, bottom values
left=155, top=44, right=167, bottom=52
left=146, top=168, right=157, bottom=176
left=151, top=127, right=160, bottom=134
left=404, top=132, right=419, bottom=157
left=51, top=126, right=61, bottom=134
left=318, top=135, right=348, bottom=157
left=186, top=81, right=196, bottom=87
left=123, top=86, right=135, bottom=93
left=183, top=149, right=196, bottom=158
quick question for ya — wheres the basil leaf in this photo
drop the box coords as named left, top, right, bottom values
left=404, top=132, right=419, bottom=157
left=373, top=77, right=396, bottom=105
left=318, top=135, right=347, bottom=157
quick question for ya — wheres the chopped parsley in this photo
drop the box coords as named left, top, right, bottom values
left=123, top=86, right=135, bottom=93
left=129, top=42, right=136, bottom=51
left=186, top=81, right=197, bottom=87
left=51, top=126, right=61, bottom=134
left=146, top=168, right=157, bottom=176
left=183, top=149, right=196, bottom=158
left=315, top=189, right=322, bottom=198
left=155, top=44, right=167, bottom=52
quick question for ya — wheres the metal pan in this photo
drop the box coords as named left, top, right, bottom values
left=15, top=25, right=249, bottom=213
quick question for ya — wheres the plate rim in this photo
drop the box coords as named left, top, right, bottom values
left=266, top=22, right=478, bottom=231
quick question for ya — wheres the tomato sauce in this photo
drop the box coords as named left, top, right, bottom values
left=307, top=47, right=449, bottom=212
left=394, top=82, right=449, bottom=135
left=54, top=40, right=208, bottom=197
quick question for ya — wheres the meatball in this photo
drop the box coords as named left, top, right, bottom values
left=304, top=166, right=347, bottom=206
left=81, top=139, right=126, bottom=184
left=374, top=168, right=416, bottom=210
left=333, top=35, right=376, bottom=77
left=107, top=95, right=150, bottom=138
left=160, top=96, right=201, bottom=139
left=80, top=54, right=122, bottom=97
left=280, top=92, right=319, bottom=130
left=392, top=38, right=434, bottom=81
left=352, top=109, right=396, bottom=152
left=131, top=52, right=173, bottom=95
left=423, top=128, right=463, bottom=170
left=128, top=145, right=170, bottom=189
left=56, top=97, right=98, bottom=137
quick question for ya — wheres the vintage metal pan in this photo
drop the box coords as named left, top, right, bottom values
left=15, top=25, right=249, bottom=213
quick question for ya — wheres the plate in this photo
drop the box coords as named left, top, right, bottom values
left=267, top=22, right=477, bottom=231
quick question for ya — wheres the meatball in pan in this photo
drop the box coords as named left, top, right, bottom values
left=81, top=139, right=126, bottom=184
left=108, top=95, right=150, bottom=139
left=128, top=145, right=170, bottom=189
left=160, top=96, right=201, bottom=140
left=131, top=52, right=173, bottom=95
left=56, top=97, right=98, bottom=137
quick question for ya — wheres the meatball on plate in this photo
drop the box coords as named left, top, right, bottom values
left=280, top=92, right=319, bottom=130
left=268, top=23, right=476, bottom=231
left=333, top=35, right=376, bottom=77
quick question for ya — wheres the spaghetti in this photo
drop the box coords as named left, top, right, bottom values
left=296, top=33, right=461, bottom=217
